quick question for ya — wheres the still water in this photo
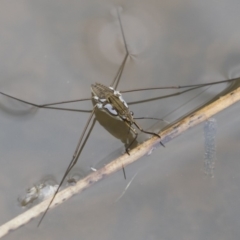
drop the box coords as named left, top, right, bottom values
left=0, top=1, right=240, bottom=239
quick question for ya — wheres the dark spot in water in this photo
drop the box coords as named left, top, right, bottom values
left=189, top=119, right=194, bottom=125
left=230, top=92, right=234, bottom=95
left=8, top=228, right=15, bottom=233
left=173, top=124, right=180, bottom=129
left=88, top=180, right=93, bottom=184
left=164, top=135, right=172, bottom=142
left=102, top=173, right=107, bottom=178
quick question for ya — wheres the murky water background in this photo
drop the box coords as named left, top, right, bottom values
left=0, top=0, right=240, bottom=239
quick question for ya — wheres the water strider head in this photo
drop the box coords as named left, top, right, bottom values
left=91, top=82, right=134, bottom=124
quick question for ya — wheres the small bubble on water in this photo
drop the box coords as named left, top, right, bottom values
left=147, top=147, right=156, bottom=156
left=203, top=118, right=217, bottom=177
left=18, top=181, right=58, bottom=207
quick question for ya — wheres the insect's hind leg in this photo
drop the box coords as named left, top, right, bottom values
left=110, top=8, right=129, bottom=89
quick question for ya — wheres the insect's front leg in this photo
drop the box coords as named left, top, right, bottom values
left=133, top=121, right=165, bottom=147
left=123, top=122, right=138, bottom=154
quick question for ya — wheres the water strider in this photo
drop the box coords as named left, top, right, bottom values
left=0, top=9, right=239, bottom=226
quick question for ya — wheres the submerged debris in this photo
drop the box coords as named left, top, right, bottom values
left=67, top=170, right=85, bottom=186
left=18, top=181, right=58, bottom=207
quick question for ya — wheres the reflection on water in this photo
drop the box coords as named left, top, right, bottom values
left=204, top=118, right=217, bottom=177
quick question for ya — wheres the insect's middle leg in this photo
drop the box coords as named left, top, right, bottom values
left=38, top=105, right=97, bottom=226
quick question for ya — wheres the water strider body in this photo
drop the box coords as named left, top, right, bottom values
left=91, top=82, right=164, bottom=152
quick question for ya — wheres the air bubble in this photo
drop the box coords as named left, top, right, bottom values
left=147, top=147, right=156, bottom=156
left=18, top=181, right=58, bottom=207
left=204, top=118, right=217, bottom=177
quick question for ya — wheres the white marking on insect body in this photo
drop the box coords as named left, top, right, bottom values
left=103, top=103, right=118, bottom=115
left=93, top=96, right=99, bottom=101
left=96, top=103, right=103, bottom=109
left=113, top=90, right=120, bottom=96
left=99, top=98, right=107, bottom=103
left=119, top=95, right=128, bottom=108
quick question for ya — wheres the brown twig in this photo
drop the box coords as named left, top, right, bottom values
left=0, top=84, right=240, bottom=238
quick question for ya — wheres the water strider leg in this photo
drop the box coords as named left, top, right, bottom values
left=124, top=126, right=138, bottom=179
left=38, top=8, right=134, bottom=222
left=126, top=130, right=138, bottom=153
left=110, top=8, right=129, bottom=89
left=0, top=90, right=92, bottom=112
left=127, top=86, right=208, bottom=106
left=111, top=53, right=129, bottom=89
left=120, top=77, right=240, bottom=94
left=38, top=105, right=97, bottom=226
left=134, top=117, right=163, bottom=120
left=108, top=8, right=131, bottom=179
left=133, top=121, right=165, bottom=147
left=0, top=85, right=211, bottom=115
left=40, top=97, right=91, bottom=107
left=1, top=72, right=237, bottom=112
